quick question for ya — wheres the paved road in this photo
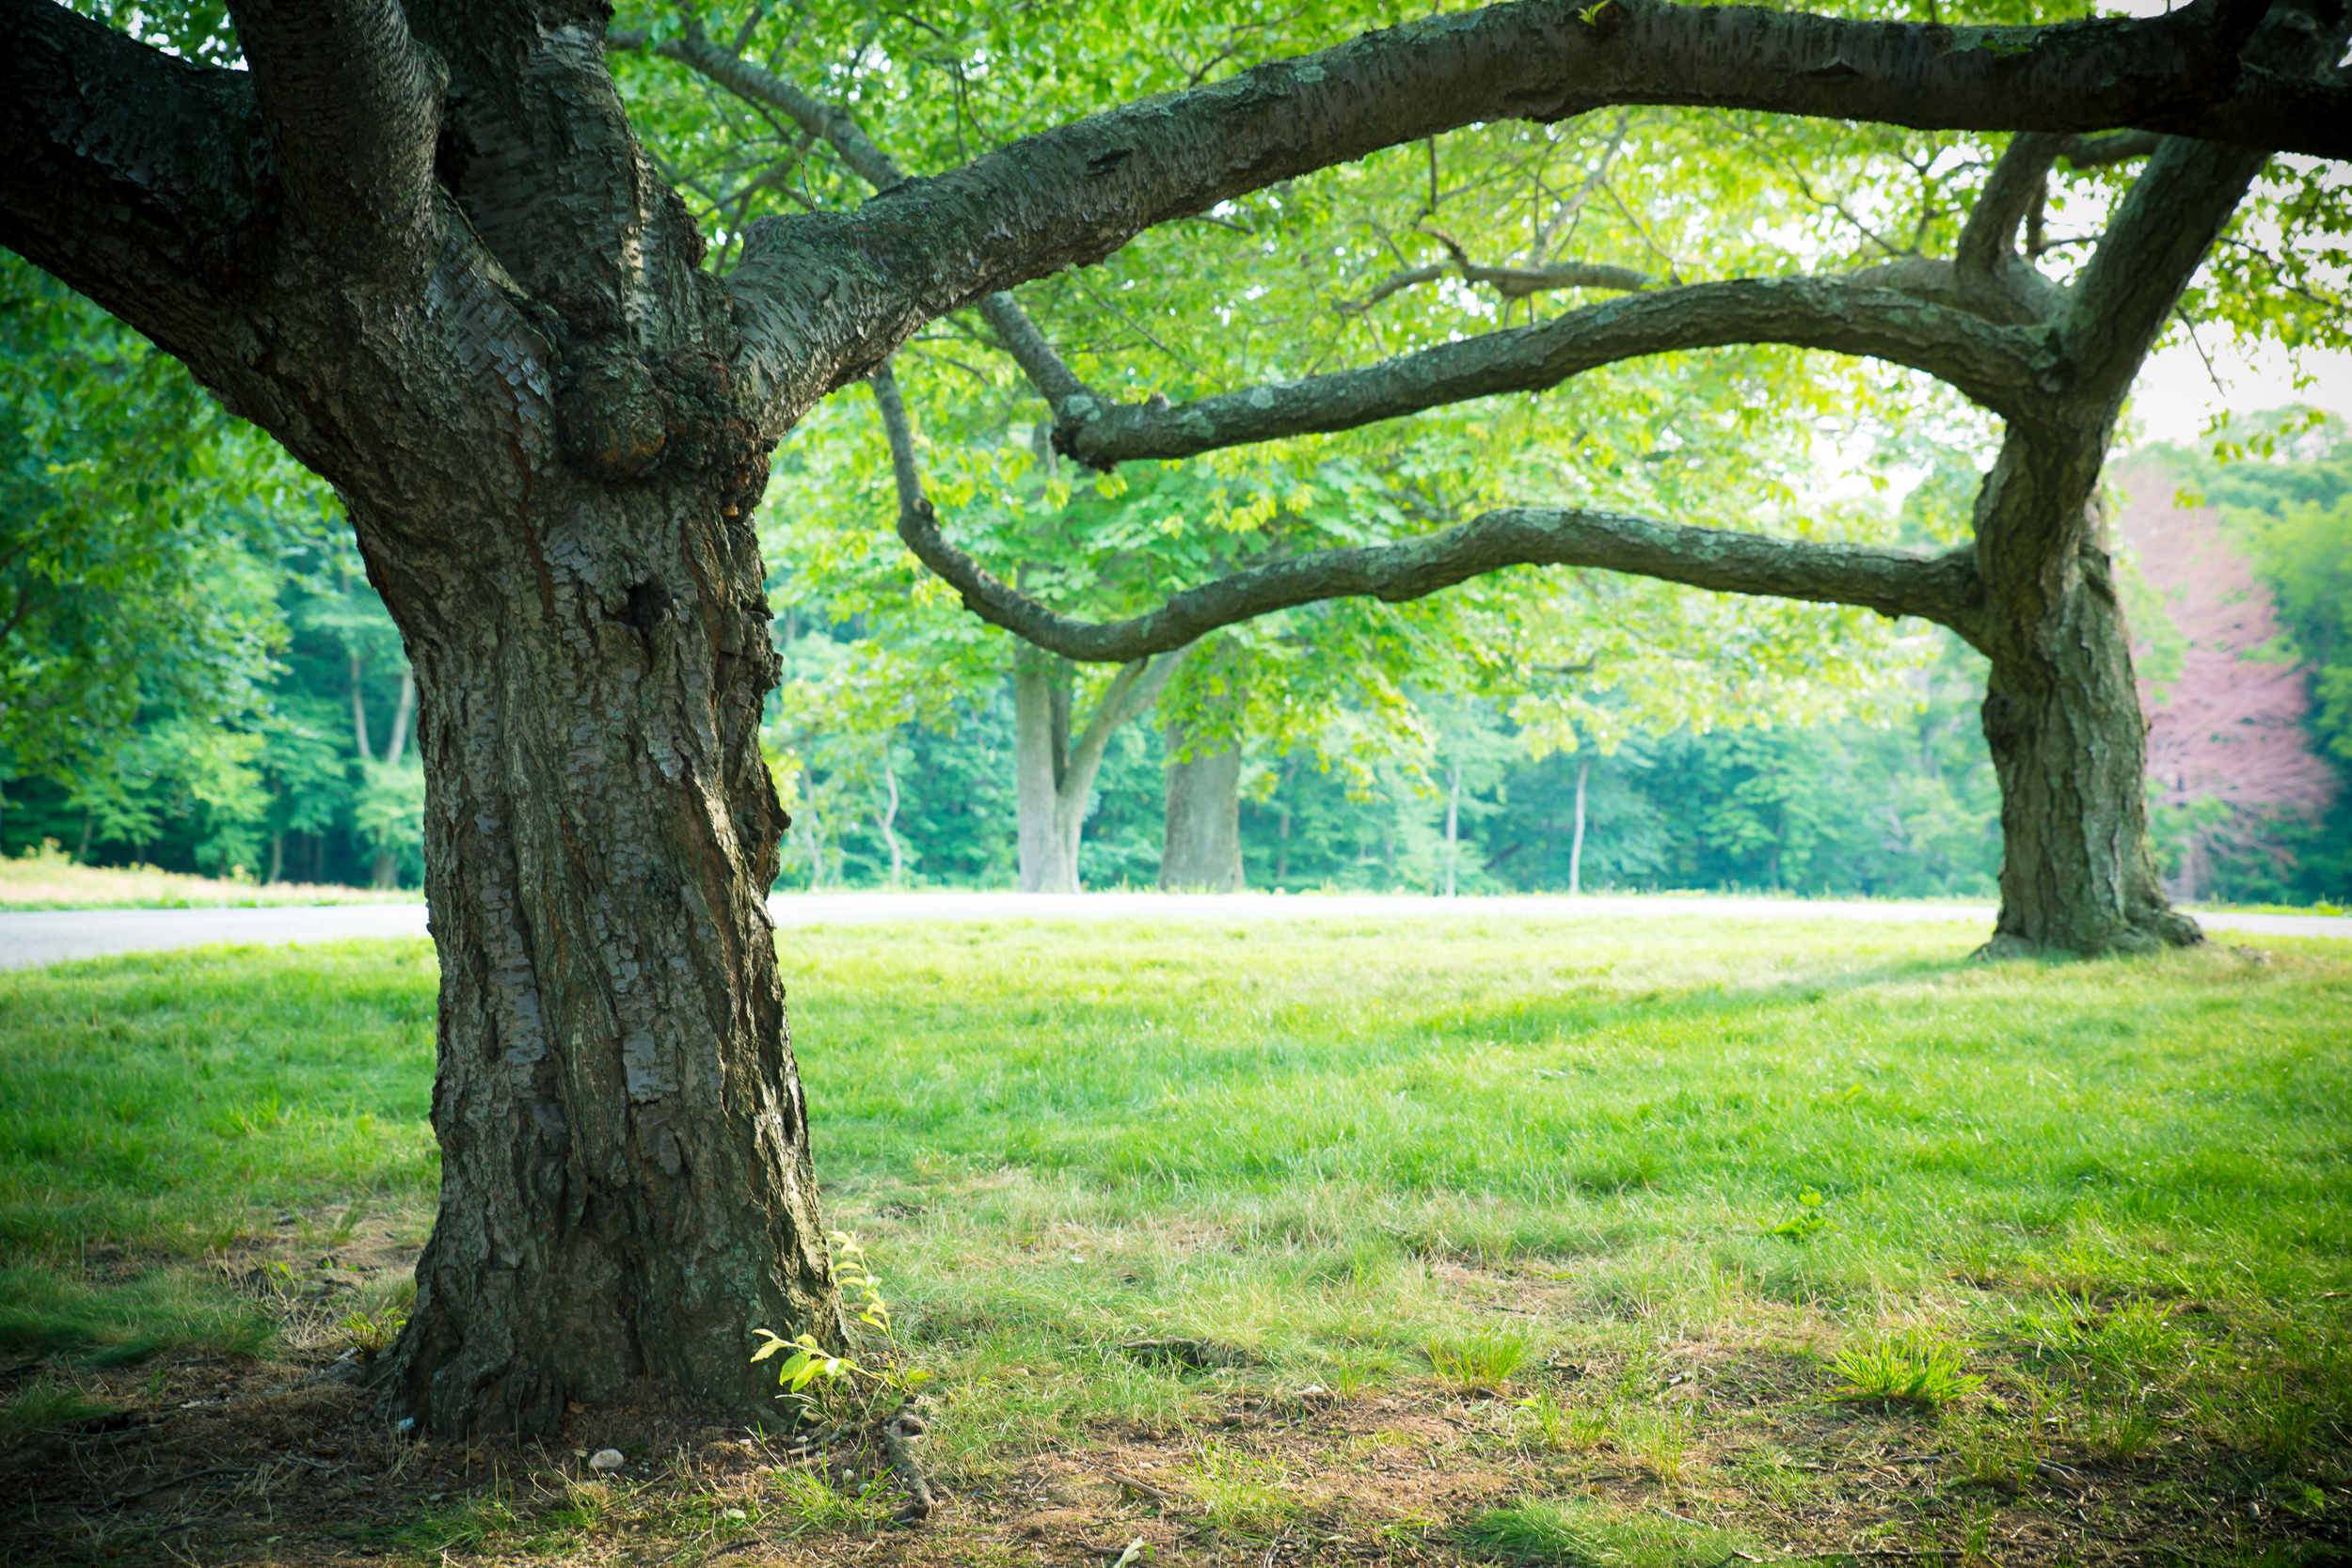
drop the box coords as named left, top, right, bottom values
left=1, top=892, right=2344, bottom=970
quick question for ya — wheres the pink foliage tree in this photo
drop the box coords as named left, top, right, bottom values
left=2115, top=455, right=2337, bottom=900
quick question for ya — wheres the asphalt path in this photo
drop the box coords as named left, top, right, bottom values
left=1, top=892, right=2345, bottom=971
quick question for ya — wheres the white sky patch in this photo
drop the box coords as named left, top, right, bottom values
left=2126, top=340, right=2352, bottom=448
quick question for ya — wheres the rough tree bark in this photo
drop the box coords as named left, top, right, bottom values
left=5, top=0, right=2338, bottom=1434
left=1161, top=731, right=1245, bottom=892
left=1, top=0, right=840, bottom=1436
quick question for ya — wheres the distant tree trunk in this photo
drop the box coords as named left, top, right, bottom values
left=800, top=766, right=826, bottom=889
left=350, top=650, right=375, bottom=764
left=1442, top=761, right=1462, bottom=896
left=267, top=831, right=284, bottom=886
left=1973, top=441, right=2204, bottom=957
left=877, top=744, right=904, bottom=886
left=1160, top=725, right=1242, bottom=891
left=1568, top=758, right=1589, bottom=895
left=384, top=666, right=416, bottom=768
left=1012, top=653, right=1076, bottom=893
left=1013, top=646, right=1184, bottom=892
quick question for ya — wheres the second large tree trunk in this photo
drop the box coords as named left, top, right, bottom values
left=1972, top=442, right=2202, bottom=957
left=1012, top=647, right=1184, bottom=892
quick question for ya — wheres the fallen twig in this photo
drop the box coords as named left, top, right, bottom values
left=1104, top=1467, right=1177, bottom=1505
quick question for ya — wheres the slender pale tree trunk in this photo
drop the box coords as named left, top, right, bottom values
left=1013, top=646, right=1184, bottom=891
left=1568, top=758, right=1588, bottom=895
left=877, top=745, right=904, bottom=886
left=1160, top=726, right=1243, bottom=891
left=350, top=651, right=374, bottom=764
left=1442, top=762, right=1462, bottom=896
left=1012, top=653, right=1076, bottom=892
left=799, top=767, right=827, bottom=889
left=385, top=667, right=416, bottom=768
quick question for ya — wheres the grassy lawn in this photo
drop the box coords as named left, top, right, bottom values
left=0, top=918, right=2346, bottom=1565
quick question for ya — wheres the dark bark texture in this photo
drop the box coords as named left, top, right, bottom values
left=2, top=0, right=2344, bottom=1437
left=0, top=0, right=839, bottom=1437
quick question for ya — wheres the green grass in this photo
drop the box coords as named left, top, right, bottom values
left=1, top=916, right=2348, bottom=1514
left=1461, top=1497, right=1758, bottom=1566
left=0, top=940, right=439, bottom=1366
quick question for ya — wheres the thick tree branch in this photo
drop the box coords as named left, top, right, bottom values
left=872, top=365, right=1984, bottom=661
left=2131, top=58, right=2352, bottom=153
left=0, top=0, right=267, bottom=364
left=1043, top=275, right=2046, bottom=468
left=227, top=0, right=445, bottom=283
left=2057, top=131, right=2164, bottom=169
left=619, top=21, right=1095, bottom=435
left=757, top=0, right=2324, bottom=315
left=2065, top=5, right=2346, bottom=403
left=701, top=0, right=2331, bottom=427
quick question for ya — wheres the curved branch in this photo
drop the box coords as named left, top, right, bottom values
left=1956, top=133, right=2064, bottom=278
left=755, top=0, right=2315, bottom=326
left=871, top=367, right=1984, bottom=662
left=1049, top=275, right=2045, bottom=468
left=228, top=0, right=445, bottom=283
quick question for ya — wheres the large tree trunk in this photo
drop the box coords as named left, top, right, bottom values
left=1160, top=728, right=1242, bottom=892
left=372, top=470, right=838, bottom=1437
left=1972, top=443, right=2202, bottom=957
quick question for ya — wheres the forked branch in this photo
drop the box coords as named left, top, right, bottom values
left=869, top=365, right=1986, bottom=663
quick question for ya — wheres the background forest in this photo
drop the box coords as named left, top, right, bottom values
left=1, top=246, right=2344, bottom=909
